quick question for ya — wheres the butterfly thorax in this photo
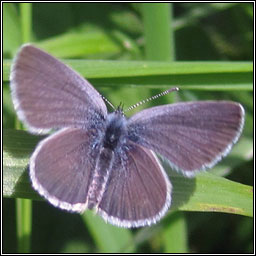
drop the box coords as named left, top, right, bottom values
left=103, top=110, right=127, bottom=150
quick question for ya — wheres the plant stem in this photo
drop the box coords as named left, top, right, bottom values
left=15, top=3, right=33, bottom=253
left=142, top=3, right=175, bottom=61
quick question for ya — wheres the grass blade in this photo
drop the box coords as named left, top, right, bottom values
left=3, top=129, right=253, bottom=217
left=82, top=212, right=135, bottom=253
left=142, top=3, right=174, bottom=61
left=162, top=212, right=188, bottom=253
left=3, top=59, right=253, bottom=90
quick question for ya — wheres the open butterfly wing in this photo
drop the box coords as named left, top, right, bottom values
left=127, top=101, right=244, bottom=176
left=10, top=45, right=107, bottom=134
left=30, top=127, right=99, bottom=212
left=97, top=142, right=171, bottom=228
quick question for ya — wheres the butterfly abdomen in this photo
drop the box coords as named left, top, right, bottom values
left=87, top=148, right=114, bottom=209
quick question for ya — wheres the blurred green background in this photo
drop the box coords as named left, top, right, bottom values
left=3, top=3, right=253, bottom=253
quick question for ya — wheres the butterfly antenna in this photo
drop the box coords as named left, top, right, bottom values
left=100, top=94, right=115, bottom=111
left=124, top=87, right=179, bottom=113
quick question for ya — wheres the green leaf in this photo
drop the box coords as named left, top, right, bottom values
left=82, top=211, right=135, bottom=253
left=3, top=59, right=253, bottom=90
left=3, top=3, right=22, bottom=55
left=162, top=212, right=188, bottom=253
left=20, top=3, right=32, bottom=44
left=169, top=170, right=252, bottom=217
left=35, top=31, right=123, bottom=58
left=3, top=129, right=253, bottom=217
left=3, top=129, right=43, bottom=200
left=142, top=3, right=174, bottom=61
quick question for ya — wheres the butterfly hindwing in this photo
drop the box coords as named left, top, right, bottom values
left=97, top=142, right=171, bottom=228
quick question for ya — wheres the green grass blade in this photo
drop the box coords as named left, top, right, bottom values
left=82, top=212, right=135, bottom=253
left=3, top=3, right=22, bottom=55
left=20, top=3, right=32, bottom=44
left=3, top=129, right=253, bottom=218
left=162, top=212, right=188, bottom=253
left=14, top=4, right=33, bottom=253
left=16, top=198, right=32, bottom=253
left=169, top=171, right=252, bottom=217
left=35, top=31, right=123, bottom=58
left=142, top=3, right=174, bottom=61
left=3, top=59, right=253, bottom=90
left=4, top=59, right=253, bottom=78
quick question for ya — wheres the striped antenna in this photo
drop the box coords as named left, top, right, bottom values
left=124, top=87, right=179, bottom=113
left=100, top=94, right=115, bottom=111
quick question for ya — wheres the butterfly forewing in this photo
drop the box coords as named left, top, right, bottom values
left=128, top=101, right=244, bottom=176
left=97, top=142, right=172, bottom=228
left=10, top=45, right=107, bottom=133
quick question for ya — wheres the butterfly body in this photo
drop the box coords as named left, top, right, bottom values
left=87, top=147, right=114, bottom=210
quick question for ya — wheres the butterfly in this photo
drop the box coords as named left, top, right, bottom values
left=10, top=45, right=245, bottom=228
